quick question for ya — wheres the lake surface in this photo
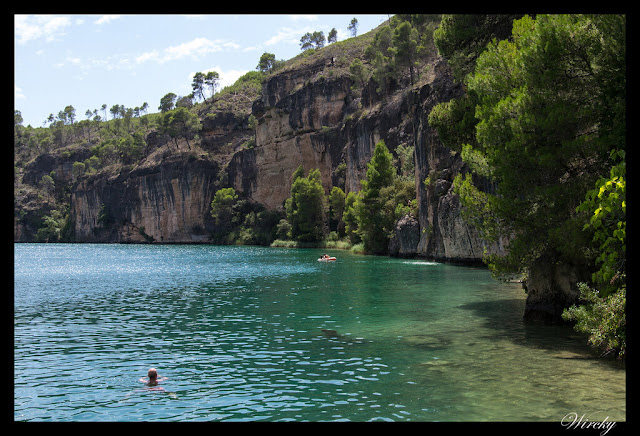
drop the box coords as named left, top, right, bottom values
left=14, top=244, right=625, bottom=422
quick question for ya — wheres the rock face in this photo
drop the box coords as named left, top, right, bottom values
left=410, top=65, right=503, bottom=262
left=388, top=214, right=420, bottom=257
left=237, top=64, right=350, bottom=210
left=523, top=255, right=591, bottom=323
left=70, top=156, right=220, bottom=243
left=66, top=107, right=255, bottom=244
left=22, top=51, right=499, bottom=260
left=230, top=55, right=503, bottom=263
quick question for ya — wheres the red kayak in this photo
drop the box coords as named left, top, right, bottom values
left=318, top=256, right=337, bottom=262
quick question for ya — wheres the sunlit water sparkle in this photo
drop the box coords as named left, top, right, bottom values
left=14, top=244, right=625, bottom=422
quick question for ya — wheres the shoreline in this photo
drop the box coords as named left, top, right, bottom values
left=13, top=239, right=489, bottom=267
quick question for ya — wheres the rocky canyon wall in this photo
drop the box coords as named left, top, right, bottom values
left=58, top=52, right=502, bottom=263
left=228, top=56, right=503, bottom=262
left=66, top=107, right=252, bottom=244
left=70, top=156, right=219, bottom=243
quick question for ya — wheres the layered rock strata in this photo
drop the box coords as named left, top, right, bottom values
left=70, top=156, right=219, bottom=243
left=230, top=56, right=503, bottom=263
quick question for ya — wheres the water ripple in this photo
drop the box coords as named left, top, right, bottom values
left=14, top=244, right=626, bottom=422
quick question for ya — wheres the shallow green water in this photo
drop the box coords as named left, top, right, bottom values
left=14, top=244, right=625, bottom=422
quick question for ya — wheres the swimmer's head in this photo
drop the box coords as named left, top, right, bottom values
left=148, top=368, right=158, bottom=379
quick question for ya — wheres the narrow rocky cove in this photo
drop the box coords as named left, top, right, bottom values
left=14, top=15, right=625, bottom=338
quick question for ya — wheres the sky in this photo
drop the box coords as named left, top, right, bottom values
left=14, top=14, right=391, bottom=128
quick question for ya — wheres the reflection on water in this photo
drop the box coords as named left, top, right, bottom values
left=14, top=244, right=625, bottom=421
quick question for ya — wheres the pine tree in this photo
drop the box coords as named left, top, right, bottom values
left=355, top=140, right=395, bottom=254
left=286, top=166, right=327, bottom=243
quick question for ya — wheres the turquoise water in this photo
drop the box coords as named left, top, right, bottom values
left=14, top=244, right=625, bottom=422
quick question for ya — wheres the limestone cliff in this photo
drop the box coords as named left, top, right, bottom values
left=228, top=54, right=503, bottom=262
left=19, top=45, right=502, bottom=262
left=232, top=60, right=349, bottom=210
left=70, top=155, right=220, bottom=243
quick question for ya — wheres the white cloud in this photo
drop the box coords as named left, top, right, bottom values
left=15, top=85, right=26, bottom=100
left=66, top=56, right=82, bottom=66
left=264, top=27, right=305, bottom=46
left=52, top=51, right=136, bottom=74
left=94, top=15, right=121, bottom=25
left=53, top=54, right=88, bottom=70
left=164, top=38, right=218, bottom=61
left=219, top=69, right=248, bottom=89
left=135, top=50, right=159, bottom=64
left=335, top=28, right=350, bottom=42
left=15, top=15, right=71, bottom=44
left=264, top=22, right=329, bottom=47
left=136, top=37, right=240, bottom=64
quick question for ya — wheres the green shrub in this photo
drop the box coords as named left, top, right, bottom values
left=562, top=283, right=626, bottom=359
left=350, top=242, right=366, bottom=254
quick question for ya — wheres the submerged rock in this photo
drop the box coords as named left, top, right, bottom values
left=551, top=350, right=596, bottom=360
left=320, top=329, right=339, bottom=338
left=404, top=334, right=450, bottom=350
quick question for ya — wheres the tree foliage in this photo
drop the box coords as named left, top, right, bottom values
left=211, top=187, right=239, bottom=230
left=328, top=28, right=338, bottom=44
left=390, top=21, right=420, bottom=85
left=348, top=18, right=359, bottom=37
left=257, top=52, right=276, bottom=72
left=433, top=14, right=523, bottom=82
left=365, top=25, right=394, bottom=94
left=337, top=140, right=417, bottom=254
left=432, top=14, right=626, bottom=278
left=430, top=14, right=625, bottom=356
left=159, top=92, right=177, bottom=113
left=285, top=166, right=327, bottom=243
left=343, top=191, right=360, bottom=245
left=349, top=58, right=367, bottom=90
left=562, top=148, right=626, bottom=357
left=300, top=31, right=326, bottom=51
left=34, top=208, right=69, bottom=242
left=363, top=15, right=440, bottom=93
left=192, top=71, right=220, bottom=103
left=161, top=107, right=202, bottom=149
left=562, top=282, right=625, bottom=358
left=577, top=150, right=626, bottom=293
left=353, top=140, right=396, bottom=254
left=209, top=187, right=282, bottom=245
left=191, top=72, right=207, bottom=102
left=329, top=186, right=346, bottom=236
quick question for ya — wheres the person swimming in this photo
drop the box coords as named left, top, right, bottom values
left=122, top=368, right=176, bottom=402
left=139, top=368, right=168, bottom=387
